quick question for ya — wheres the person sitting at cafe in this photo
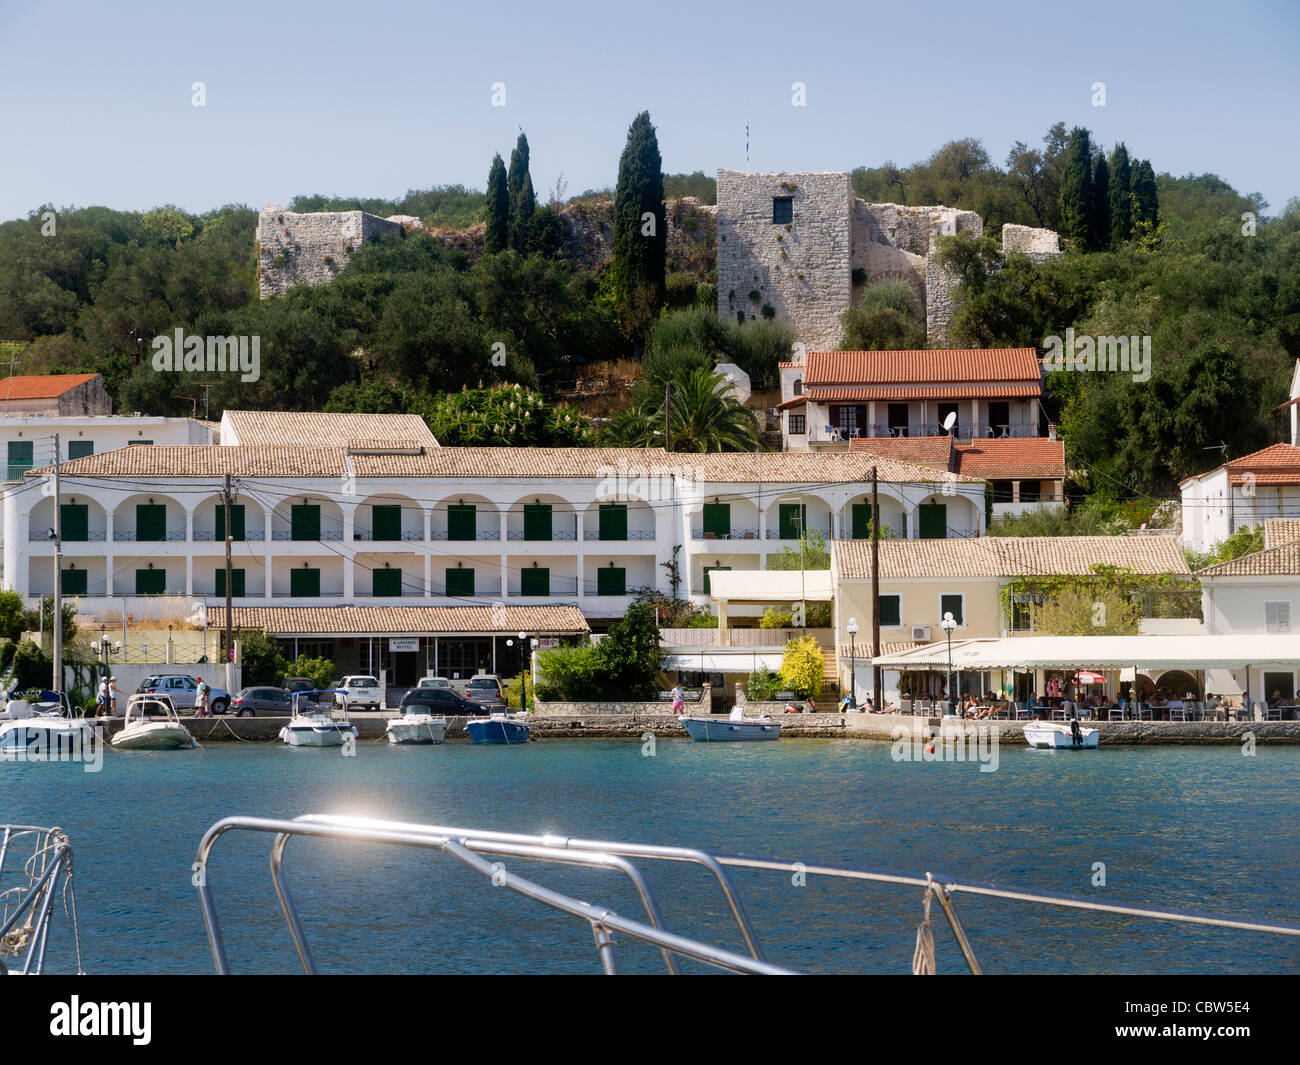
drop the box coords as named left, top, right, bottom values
left=1167, top=695, right=1185, bottom=711
left=1269, top=690, right=1284, bottom=708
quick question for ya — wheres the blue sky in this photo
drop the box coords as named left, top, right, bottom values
left=2, top=0, right=1297, bottom=220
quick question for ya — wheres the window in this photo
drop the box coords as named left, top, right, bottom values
left=136, top=503, right=166, bottom=542
left=1265, top=601, right=1292, bottom=633
left=772, top=196, right=793, bottom=224
left=778, top=503, right=806, bottom=540
left=1018, top=480, right=1041, bottom=503
left=215, top=568, right=246, bottom=598
left=215, top=504, right=245, bottom=541
left=887, top=404, right=909, bottom=436
left=127, top=440, right=153, bottom=446
left=793, top=379, right=803, bottom=395
left=702, top=503, right=731, bottom=537
left=918, top=503, right=947, bottom=540
left=789, top=415, right=806, bottom=435
left=290, top=568, right=320, bottom=597
left=521, top=567, right=550, bottom=596
left=702, top=565, right=730, bottom=595
left=599, top=504, right=628, bottom=541
left=7, top=440, right=33, bottom=480
left=372, top=568, right=402, bottom=597
left=878, top=595, right=901, bottom=627
left=524, top=504, right=552, bottom=541
left=851, top=503, right=877, bottom=540
left=61, top=504, right=88, bottom=542
left=448, top=504, right=476, bottom=541
left=940, top=593, right=964, bottom=626
left=68, top=440, right=93, bottom=460
left=372, top=505, right=401, bottom=542
left=597, top=567, right=626, bottom=596
left=61, top=568, right=88, bottom=595
left=135, top=569, right=166, bottom=595
left=446, top=568, right=474, bottom=598
left=992, top=481, right=1014, bottom=503
left=291, top=504, right=320, bottom=541
left=987, top=402, right=1009, bottom=434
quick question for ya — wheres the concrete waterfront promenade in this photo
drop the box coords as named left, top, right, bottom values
left=83, top=711, right=1300, bottom=744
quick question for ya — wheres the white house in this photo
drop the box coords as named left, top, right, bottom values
left=1179, top=443, right=1300, bottom=554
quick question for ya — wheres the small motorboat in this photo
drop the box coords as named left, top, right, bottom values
left=385, top=708, right=448, bottom=745
left=112, top=695, right=197, bottom=751
left=279, top=691, right=358, bottom=748
left=1023, top=720, right=1099, bottom=749
left=0, top=691, right=97, bottom=759
left=466, top=712, right=531, bottom=745
left=680, top=707, right=782, bottom=742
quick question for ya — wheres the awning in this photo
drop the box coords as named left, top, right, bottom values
left=869, top=634, right=1300, bottom=671
left=663, top=650, right=785, bottom=673
left=708, top=570, right=834, bottom=603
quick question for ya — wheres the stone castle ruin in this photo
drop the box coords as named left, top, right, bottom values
left=257, top=208, right=424, bottom=298
left=716, top=169, right=1061, bottom=348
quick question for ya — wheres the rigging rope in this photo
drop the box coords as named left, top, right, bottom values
left=912, top=873, right=936, bottom=975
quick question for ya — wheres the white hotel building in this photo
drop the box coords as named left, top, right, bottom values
left=2, top=411, right=987, bottom=684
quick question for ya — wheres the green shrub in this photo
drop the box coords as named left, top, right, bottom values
left=10, top=639, right=51, bottom=692
left=536, top=643, right=608, bottom=701
left=0, top=640, right=16, bottom=673
left=291, top=655, right=335, bottom=691
left=779, top=635, right=824, bottom=698
left=504, top=671, right=534, bottom=709
left=746, top=670, right=778, bottom=701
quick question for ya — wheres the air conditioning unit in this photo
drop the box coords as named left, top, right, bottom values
left=911, top=625, right=931, bottom=642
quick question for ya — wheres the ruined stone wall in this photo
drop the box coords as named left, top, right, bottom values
left=1002, top=223, right=1062, bottom=263
left=924, top=210, right=983, bottom=345
left=850, top=200, right=926, bottom=313
left=257, top=208, right=406, bottom=298
left=716, top=169, right=852, bottom=351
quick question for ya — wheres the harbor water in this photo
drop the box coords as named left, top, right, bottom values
left=3, top=738, right=1298, bottom=975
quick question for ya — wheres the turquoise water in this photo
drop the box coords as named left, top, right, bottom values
left=3, top=737, right=1298, bottom=975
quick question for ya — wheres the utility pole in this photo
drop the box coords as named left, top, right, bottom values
left=871, top=466, right=881, bottom=708
left=223, top=474, right=235, bottom=696
left=52, top=434, right=63, bottom=694
left=664, top=381, right=673, bottom=452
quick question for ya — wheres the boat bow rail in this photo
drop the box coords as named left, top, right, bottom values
left=0, top=825, right=83, bottom=975
left=193, top=814, right=1300, bottom=976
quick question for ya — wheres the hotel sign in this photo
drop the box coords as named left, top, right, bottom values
left=389, top=638, right=419, bottom=653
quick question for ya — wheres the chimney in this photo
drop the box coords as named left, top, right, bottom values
left=1047, top=423, right=1057, bottom=441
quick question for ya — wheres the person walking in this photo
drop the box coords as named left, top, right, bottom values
left=96, top=676, right=109, bottom=719
left=195, top=676, right=211, bottom=717
left=108, top=676, right=122, bottom=717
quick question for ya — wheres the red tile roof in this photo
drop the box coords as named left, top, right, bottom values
left=807, top=384, right=1040, bottom=400
left=1225, top=443, right=1300, bottom=470
left=0, top=373, right=99, bottom=401
left=805, top=349, right=1042, bottom=386
left=208, top=605, right=590, bottom=636
left=955, top=438, right=1066, bottom=479
left=848, top=436, right=952, bottom=467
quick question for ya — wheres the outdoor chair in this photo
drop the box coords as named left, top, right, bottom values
left=1108, top=704, right=1125, bottom=721
left=1187, top=701, right=1204, bottom=721
left=1264, top=704, right=1283, bottom=722
left=1014, top=701, right=1031, bottom=720
left=1051, top=703, right=1066, bottom=721
left=1168, top=705, right=1186, bottom=722
left=1136, top=702, right=1153, bottom=721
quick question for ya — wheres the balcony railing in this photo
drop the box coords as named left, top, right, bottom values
left=766, top=527, right=833, bottom=540
left=507, top=529, right=577, bottom=541
left=582, top=529, right=656, bottom=541
left=817, top=423, right=1039, bottom=442
left=194, top=529, right=266, bottom=542
left=691, top=528, right=760, bottom=541
left=353, top=530, right=426, bottom=542
left=32, top=530, right=107, bottom=542
left=6, top=464, right=33, bottom=481
left=113, top=530, right=186, bottom=542
left=511, top=576, right=580, bottom=595
left=429, top=530, right=501, bottom=541
left=273, top=530, right=344, bottom=542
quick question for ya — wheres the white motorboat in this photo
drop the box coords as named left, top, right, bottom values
left=680, top=707, right=782, bottom=742
left=112, top=695, right=197, bottom=751
left=385, top=709, right=448, bottom=745
left=1023, top=720, right=1099, bottom=749
left=0, top=691, right=97, bottom=759
left=279, top=691, right=358, bottom=748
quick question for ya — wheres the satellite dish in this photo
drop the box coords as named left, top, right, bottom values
left=942, top=412, right=957, bottom=433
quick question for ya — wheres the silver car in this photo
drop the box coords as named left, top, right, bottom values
left=136, top=674, right=231, bottom=715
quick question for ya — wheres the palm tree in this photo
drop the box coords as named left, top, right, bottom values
left=666, top=366, right=762, bottom=452
left=601, top=408, right=659, bottom=448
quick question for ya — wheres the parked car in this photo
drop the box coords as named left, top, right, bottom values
left=417, top=676, right=453, bottom=690
left=463, top=674, right=505, bottom=707
left=225, top=686, right=293, bottom=717
left=283, top=677, right=321, bottom=703
left=136, top=674, right=231, bottom=715
left=399, top=687, right=481, bottom=715
left=335, top=675, right=382, bottom=712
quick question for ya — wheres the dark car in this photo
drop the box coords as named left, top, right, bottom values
left=399, top=688, right=481, bottom=715
left=226, top=686, right=293, bottom=717
left=283, top=677, right=322, bottom=704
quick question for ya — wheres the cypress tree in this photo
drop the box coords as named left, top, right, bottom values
left=507, top=131, right=531, bottom=248
left=1108, top=144, right=1133, bottom=246
left=513, top=173, right=536, bottom=252
left=1132, top=160, right=1159, bottom=233
left=484, top=153, right=508, bottom=255
left=1058, top=126, right=1093, bottom=249
left=1090, top=153, right=1110, bottom=251
left=611, top=111, right=666, bottom=340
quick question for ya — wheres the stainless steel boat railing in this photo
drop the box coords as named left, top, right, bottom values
left=0, top=825, right=80, bottom=975
left=194, top=814, right=1300, bottom=975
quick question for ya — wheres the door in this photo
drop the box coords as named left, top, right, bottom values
left=61, top=568, right=88, bottom=595
left=372, top=505, right=401, bottom=542
left=215, top=504, right=246, bottom=541
left=598, top=504, right=627, bottom=541
left=938, top=402, right=958, bottom=434
left=215, top=568, right=246, bottom=597
left=597, top=567, right=626, bottom=596
left=524, top=504, right=552, bottom=541
left=61, top=504, right=88, bottom=542
left=446, top=568, right=474, bottom=597
left=887, top=404, right=909, bottom=436
left=291, top=504, right=320, bottom=541
left=778, top=503, right=806, bottom=540
left=447, top=504, right=476, bottom=541
left=851, top=503, right=877, bottom=540
left=702, top=503, right=731, bottom=538
left=290, top=568, right=321, bottom=597
left=135, top=568, right=166, bottom=595
left=988, top=402, right=1010, bottom=435
left=372, top=568, right=402, bottom=596
left=136, top=504, right=166, bottom=541
left=918, top=503, right=947, bottom=539
left=521, top=567, right=550, bottom=596
left=7, top=441, right=32, bottom=480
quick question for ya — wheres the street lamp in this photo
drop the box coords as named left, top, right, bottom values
left=846, top=617, right=859, bottom=710
left=940, top=611, right=957, bottom=716
left=88, top=626, right=122, bottom=684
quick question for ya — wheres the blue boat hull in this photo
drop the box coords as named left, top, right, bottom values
left=467, top=719, right=531, bottom=745
left=680, top=717, right=781, bottom=742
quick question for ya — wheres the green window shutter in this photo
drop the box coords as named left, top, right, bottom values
left=215, top=568, right=246, bottom=597
left=447, top=505, right=476, bottom=541
left=521, top=567, right=550, bottom=596
left=524, top=504, right=552, bottom=541
left=7, top=441, right=32, bottom=479
left=290, top=568, right=321, bottom=597
left=446, top=568, right=474, bottom=597
left=68, top=441, right=93, bottom=460
left=291, top=504, right=320, bottom=541
left=878, top=595, right=901, bottom=627
left=702, top=503, right=731, bottom=537
left=372, top=505, right=401, bottom=542
left=135, top=569, right=166, bottom=595
left=940, top=594, right=963, bottom=626
left=372, top=568, right=402, bottom=596
left=215, top=504, right=245, bottom=541
left=136, top=504, right=166, bottom=541
left=597, top=567, right=626, bottom=596
left=60, top=568, right=88, bottom=595
left=599, top=504, right=627, bottom=541
left=778, top=503, right=806, bottom=540
left=918, top=503, right=947, bottom=540
left=61, top=504, right=88, bottom=542
left=703, top=565, right=731, bottom=595
left=852, top=503, right=877, bottom=540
